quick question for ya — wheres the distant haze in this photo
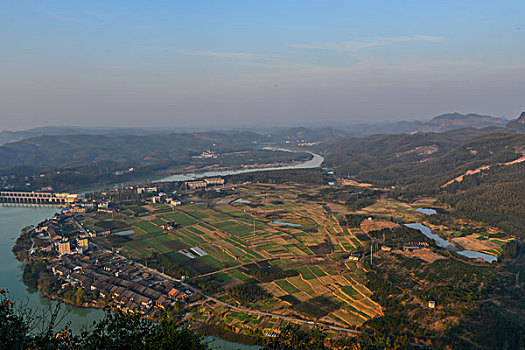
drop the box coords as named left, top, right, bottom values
left=1, top=1, right=524, bottom=130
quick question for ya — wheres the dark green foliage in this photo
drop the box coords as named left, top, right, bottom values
left=0, top=290, right=30, bottom=350
left=263, top=324, right=326, bottom=350
left=278, top=295, right=300, bottom=305
left=144, top=252, right=190, bottom=279
left=502, top=239, right=520, bottom=260
left=356, top=315, right=421, bottom=350
left=241, top=262, right=298, bottom=283
left=191, top=275, right=223, bottom=294
left=228, top=282, right=270, bottom=304
left=442, top=302, right=525, bottom=350
left=365, top=271, right=399, bottom=307
left=300, top=187, right=381, bottom=209
left=144, top=252, right=217, bottom=279
left=81, top=312, right=156, bottom=350
left=145, top=322, right=208, bottom=350
left=227, top=168, right=324, bottom=185
left=21, top=260, right=47, bottom=292
left=442, top=179, right=525, bottom=238
left=368, top=226, right=431, bottom=246
left=94, top=220, right=128, bottom=231
left=292, top=296, right=340, bottom=319
left=338, top=214, right=368, bottom=228
left=0, top=292, right=209, bottom=350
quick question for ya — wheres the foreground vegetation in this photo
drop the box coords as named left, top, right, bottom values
left=0, top=289, right=208, bottom=350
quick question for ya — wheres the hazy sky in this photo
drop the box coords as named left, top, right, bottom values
left=1, top=1, right=524, bottom=130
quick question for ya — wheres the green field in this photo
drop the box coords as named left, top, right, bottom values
left=298, top=267, right=317, bottom=280
left=275, top=279, right=300, bottom=294
left=134, top=221, right=163, bottom=234
left=161, top=212, right=198, bottom=226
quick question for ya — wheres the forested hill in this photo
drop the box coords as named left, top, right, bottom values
left=321, top=127, right=512, bottom=177
left=0, top=131, right=263, bottom=172
left=324, top=131, right=525, bottom=236
left=324, top=132, right=524, bottom=190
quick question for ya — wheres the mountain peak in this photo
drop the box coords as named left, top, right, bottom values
left=518, top=111, right=525, bottom=123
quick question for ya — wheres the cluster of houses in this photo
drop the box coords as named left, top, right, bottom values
left=192, top=150, right=218, bottom=159
left=33, top=215, right=89, bottom=256
left=402, top=241, right=430, bottom=251
left=49, top=250, right=193, bottom=315
left=185, top=177, right=225, bottom=190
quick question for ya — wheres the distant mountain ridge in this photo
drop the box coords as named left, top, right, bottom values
left=506, top=111, right=525, bottom=131
left=0, top=126, right=165, bottom=146
left=427, top=112, right=507, bottom=128
left=0, top=112, right=520, bottom=147
left=348, top=112, right=510, bottom=135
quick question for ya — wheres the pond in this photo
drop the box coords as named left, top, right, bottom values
left=232, top=199, right=251, bottom=204
left=416, top=208, right=437, bottom=215
left=404, top=223, right=497, bottom=263
left=271, top=221, right=301, bottom=227
left=114, top=230, right=135, bottom=236
left=457, top=250, right=497, bottom=263
left=405, top=223, right=454, bottom=249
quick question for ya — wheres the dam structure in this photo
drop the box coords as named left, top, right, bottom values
left=0, top=191, right=78, bottom=205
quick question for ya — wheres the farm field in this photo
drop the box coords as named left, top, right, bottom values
left=81, top=182, right=514, bottom=334
left=80, top=183, right=384, bottom=329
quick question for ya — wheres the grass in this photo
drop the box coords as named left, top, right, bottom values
left=165, top=251, right=190, bottom=262
left=160, top=212, right=197, bottom=226
left=309, top=266, right=327, bottom=277
left=200, top=255, right=224, bottom=269
left=275, top=279, right=300, bottom=294
left=134, top=221, right=163, bottom=234
left=228, top=269, right=251, bottom=281
left=298, top=267, right=317, bottom=280
left=341, top=286, right=361, bottom=299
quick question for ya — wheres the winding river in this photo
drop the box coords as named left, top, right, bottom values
left=158, top=150, right=324, bottom=182
left=0, top=150, right=324, bottom=348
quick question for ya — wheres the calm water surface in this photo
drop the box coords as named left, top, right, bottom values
left=415, top=208, right=437, bottom=215
left=0, top=205, right=106, bottom=332
left=405, top=222, right=497, bottom=263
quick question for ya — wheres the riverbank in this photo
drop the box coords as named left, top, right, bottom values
left=72, top=148, right=320, bottom=194
left=0, top=206, right=107, bottom=333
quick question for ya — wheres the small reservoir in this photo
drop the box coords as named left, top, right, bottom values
left=405, top=223, right=497, bottom=263
left=271, top=221, right=301, bottom=227
left=114, top=230, right=135, bottom=236
left=416, top=208, right=437, bottom=215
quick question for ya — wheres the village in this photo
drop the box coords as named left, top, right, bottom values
left=11, top=174, right=514, bottom=339
left=11, top=179, right=230, bottom=318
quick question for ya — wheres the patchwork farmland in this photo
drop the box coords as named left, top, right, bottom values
left=81, top=183, right=383, bottom=330
left=82, top=182, right=512, bottom=334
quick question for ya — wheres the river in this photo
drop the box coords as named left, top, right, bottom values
left=0, top=151, right=324, bottom=348
left=158, top=150, right=324, bottom=182
left=0, top=205, right=106, bottom=333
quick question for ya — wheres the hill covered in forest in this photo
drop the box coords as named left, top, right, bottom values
left=323, top=131, right=525, bottom=237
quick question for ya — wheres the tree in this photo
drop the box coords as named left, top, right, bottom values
left=0, top=290, right=210, bottom=350
left=145, top=320, right=208, bottom=350
left=263, top=324, right=326, bottom=350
